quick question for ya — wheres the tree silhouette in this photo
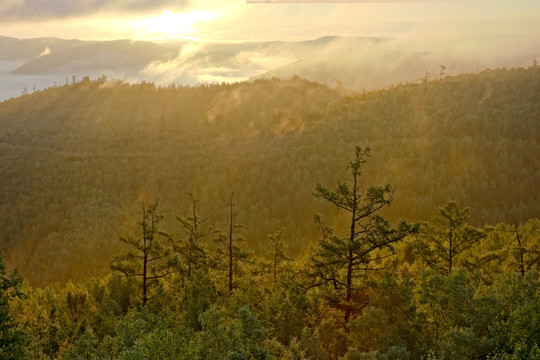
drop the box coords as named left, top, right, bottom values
left=311, top=146, right=418, bottom=322
left=171, top=194, right=213, bottom=280
left=415, top=201, right=485, bottom=275
left=110, top=201, right=174, bottom=305
left=214, top=191, right=249, bottom=294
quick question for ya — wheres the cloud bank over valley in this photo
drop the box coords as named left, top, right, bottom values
left=1, top=33, right=539, bottom=101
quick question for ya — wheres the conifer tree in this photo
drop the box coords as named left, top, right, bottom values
left=312, top=146, right=418, bottom=322
left=110, top=201, right=174, bottom=305
left=0, top=256, right=27, bottom=359
left=507, top=215, right=540, bottom=276
left=267, top=228, right=289, bottom=287
left=171, top=194, right=213, bottom=279
left=215, top=192, right=249, bottom=294
left=415, top=201, right=485, bottom=275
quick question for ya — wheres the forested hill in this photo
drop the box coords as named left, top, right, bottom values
left=1, top=66, right=539, bottom=285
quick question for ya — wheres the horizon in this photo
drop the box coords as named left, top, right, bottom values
left=1, top=0, right=539, bottom=101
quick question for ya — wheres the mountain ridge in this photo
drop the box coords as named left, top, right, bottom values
left=0, top=67, right=538, bottom=285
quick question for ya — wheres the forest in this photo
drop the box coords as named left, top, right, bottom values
left=1, top=146, right=539, bottom=360
left=0, top=65, right=538, bottom=286
left=0, top=65, right=539, bottom=359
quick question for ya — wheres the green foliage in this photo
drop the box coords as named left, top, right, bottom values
left=0, top=256, right=28, bottom=360
left=1, top=68, right=540, bottom=285
left=315, top=316, right=348, bottom=359
left=214, top=192, right=251, bottom=294
left=266, top=228, right=289, bottom=288
left=110, top=201, right=175, bottom=306
left=348, top=307, right=391, bottom=351
left=437, top=327, right=492, bottom=360
left=274, top=337, right=310, bottom=360
left=312, top=146, right=418, bottom=321
left=60, top=327, right=98, bottom=360
left=6, top=245, right=540, bottom=359
left=414, top=201, right=485, bottom=274
left=172, top=194, right=213, bottom=280
left=298, top=327, right=328, bottom=360
left=190, top=305, right=235, bottom=360
left=1, top=68, right=540, bottom=358
left=262, top=284, right=310, bottom=345
left=235, top=306, right=267, bottom=359
left=416, top=270, right=476, bottom=346
left=507, top=302, right=540, bottom=349
left=378, top=345, right=410, bottom=360
left=183, top=270, right=217, bottom=331
left=342, top=348, right=377, bottom=360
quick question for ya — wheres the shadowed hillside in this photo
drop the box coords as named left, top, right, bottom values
left=12, top=40, right=178, bottom=74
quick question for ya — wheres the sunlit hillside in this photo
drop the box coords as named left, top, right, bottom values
left=0, top=66, right=539, bottom=285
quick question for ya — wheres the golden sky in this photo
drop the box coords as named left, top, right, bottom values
left=0, top=0, right=539, bottom=42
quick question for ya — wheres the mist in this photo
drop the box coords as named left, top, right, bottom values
left=1, top=30, right=539, bottom=101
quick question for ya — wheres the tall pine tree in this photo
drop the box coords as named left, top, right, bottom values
left=110, top=201, right=174, bottom=305
left=415, top=201, right=484, bottom=275
left=312, top=146, right=418, bottom=322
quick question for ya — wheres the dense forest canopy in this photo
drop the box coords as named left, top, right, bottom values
left=0, top=66, right=539, bottom=285
left=1, top=150, right=539, bottom=360
left=0, top=66, right=539, bottom=359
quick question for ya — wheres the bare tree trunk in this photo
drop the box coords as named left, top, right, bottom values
left=345, top=171, right=358, bottom=324
left=142, top=204, right=148, bottom=305
left=228, top=192, right=234, bottom=294
left=510, top=215, right=526, bottom=276
left=273, top=242, right=278, bottom=287
left=448, top=226, right=453, bottom=274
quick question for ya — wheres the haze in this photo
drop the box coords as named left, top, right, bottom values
left=0, top=0, right=539, bottom=100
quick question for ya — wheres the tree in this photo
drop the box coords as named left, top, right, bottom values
left=171, top=194, right=213, bottom=280
left=184, top=271, right=217, bottom=331
left=507, top=215, right=540, bottom=276
left=262, top=283, right=310, bottom=345
left=439, top=65, right=447, bottom=80
left=311, top=146, right=418, bottom=322
left=215, top=192, right=249, bottom=294
left=110, top=201, right=174, bottom=305
left=0, top=256, right=28, bottom=360
left=415, top=201, right=485, bottom=275
left=267, top=228, right=289, bottom=288
left=231, top=307, right=268, bottom=360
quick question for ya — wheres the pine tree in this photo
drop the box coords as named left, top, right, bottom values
left=171, top=194, right=213, bottom=280
left=415, top=201, right=485, bottom=275
left=110, top=201, right=174, bottom=305
left=0, top=256, right=28, bottom=360
left=214, top=192, right=249, bottom=294
left=311, top=146, right=418, bottom=322
left=267, top=228, right=289, bottom=288
left=506, top=215, right=540, bottom=276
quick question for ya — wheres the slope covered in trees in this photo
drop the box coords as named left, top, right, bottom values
left=0, top=66, right=539, bottom=285
left=2, top=148, right=539, bottom=360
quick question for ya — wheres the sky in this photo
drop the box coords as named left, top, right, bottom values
left=0, top=0, right=539, bottom=43
left=0, top=0, right=539, bottom=101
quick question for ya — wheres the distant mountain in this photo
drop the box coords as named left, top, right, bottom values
left=2, top=34, right=538, bottom=100
left=0, top=36, right=88, bottom=60
left=252, top=34, right=540, bottom=91
left=0, top=67, right=538, bottom=285
left=12, top=40, right=179, bottom=74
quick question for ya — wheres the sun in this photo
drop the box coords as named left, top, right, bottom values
left=157, top=10, right=189, bottom=35
left=131, top=9, right=220, bottom=40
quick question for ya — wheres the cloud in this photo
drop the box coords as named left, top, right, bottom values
left=135, top=43, right=296, bottom=86
left=0, top=0, right=191, bottom=21
left=38, top=47, right=51, bottom=57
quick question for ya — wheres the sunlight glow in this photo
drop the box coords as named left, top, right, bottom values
left=130, top=9, right=221, bottom=40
